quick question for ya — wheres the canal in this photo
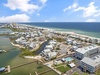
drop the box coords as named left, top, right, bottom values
left=36, top=40, right=49, bottom=54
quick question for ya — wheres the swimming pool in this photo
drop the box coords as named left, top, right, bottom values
left=65, top=57, right=73, bottom=62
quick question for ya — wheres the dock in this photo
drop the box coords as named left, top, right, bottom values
left=4, top=60, right=37, bottom=74
left=5, top=65, right=11, bottom=74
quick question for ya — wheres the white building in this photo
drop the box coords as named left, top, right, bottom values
left=42, top=49, right=51, bottom=54
left=71, top=46, right=78, bottom=51
left=89, top=38, right=98, bottom=44
left=46, top=52, right=57, bottom=59
left=66, top=39, right=73, bottom=45
left=80, top=55, right=100, bottom=73
left=49, top=40, right=57, bottom=45
left=74, top=45, right=100, bottom=59
left=29, top=42, right=36, bottom=49
left=45, top=45, right=53, bottom=50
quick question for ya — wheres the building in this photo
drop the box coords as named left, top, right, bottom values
left=89, top=38, right=98, bottom=44
left=66, top=39, right=73, bottom=45
left=71, top=46, right=78, bottom=51
left=42, top=49, right=51, bottom=56
left=80, top=55, right=100, bottom=73
left=46, top=52, right=57, bottom=59
left=74, top=45, right=100, bottom=59
left=45, top=45, right=53, bottom=50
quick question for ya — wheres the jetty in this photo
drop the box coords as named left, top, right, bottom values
left=5, top=65, right=11, bottom=74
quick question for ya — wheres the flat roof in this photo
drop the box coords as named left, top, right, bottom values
left=76, top=45, right=99, bottom=54
left=81, top=54, right=100, bottom=67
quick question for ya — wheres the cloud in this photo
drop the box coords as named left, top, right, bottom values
left=76, top=2, right=98, bottom=17
left=44, top=17, right=56, bottom=22
left=64, top=1, right=100, bottom=18
left=77, top=2, right=100, bottom=17
left=40, top=0, right=47, bottom=5
left=0, top=14, right=30, bottom=22
left=86, top=19, right=96, bottom=22
left=63, top=3, right=78, bottom=12
left=4, top=0, right=47, bottom=13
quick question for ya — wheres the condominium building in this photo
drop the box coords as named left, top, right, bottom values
left=80, top=55, right=100, bottom=73
left=74, top=45, right=100, bottom=59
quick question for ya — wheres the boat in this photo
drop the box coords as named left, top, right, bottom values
left=0, top=50, right=7, bottom=53
left=0, top=67, right=5, bottom=72
left=0, top=50, right=3, bottom=53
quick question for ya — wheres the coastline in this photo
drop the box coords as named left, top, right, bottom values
left=18, top=23, right=100, bottom=39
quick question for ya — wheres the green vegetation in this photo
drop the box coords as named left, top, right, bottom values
left=82, top=73, right=88, bottom=75
left=0, top=34, right=10, bottom=36
left=51, top=57, right=56, bottom=60
left=37, top=66, right=43, bottom=69
left=19, top=48, right=36, bottom=57
left=56, top=65, right=71, bottom=73
left=72, top=72, right=80, bottom=75
left=96, top=69, right=100, bottom=75
left=72, top=72, right=88, bottom=75
left=56, top=47, right=60, bottom=50
left=54, top=37, right=65, bottom=42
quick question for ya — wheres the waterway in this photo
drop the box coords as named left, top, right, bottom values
left=0, top=28, right=12, bottom=34
left=0, top=29, right=58, bottom=75
left=36, top=40, right=49, bottom=54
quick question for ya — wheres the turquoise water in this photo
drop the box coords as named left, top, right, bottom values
left=65, top=57, right=73, bottom=62
left=21, top=22, right=100, bottom=38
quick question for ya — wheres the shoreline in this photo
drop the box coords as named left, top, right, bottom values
left=18, top=24, right=100, bottom=39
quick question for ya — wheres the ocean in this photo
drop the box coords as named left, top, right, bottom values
left=21, top=22, right=100, bottom=38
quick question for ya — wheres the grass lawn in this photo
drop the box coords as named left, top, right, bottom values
left=96, top=69, right=100, bottom=75
left=56, top=65, right=71, bottom=73
left=72, top=72, right=88, bottom=75
left=82, top=73, right=88, bottom=75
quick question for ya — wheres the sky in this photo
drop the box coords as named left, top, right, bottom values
left=0, top=0, right=100, bottom=22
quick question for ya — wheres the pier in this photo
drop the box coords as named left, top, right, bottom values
left=11, top=60, right=37, bottom=69
left=5, top=65, right=11, bottom=74
left=5, top=60, right=38, bottom=74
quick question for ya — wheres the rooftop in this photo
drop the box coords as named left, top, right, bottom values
left=76, top=45, right=99, bottom=54
left=81, top=54, right=100, bottom=67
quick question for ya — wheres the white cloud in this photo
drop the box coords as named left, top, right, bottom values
left=0, top=14, right=30, bottom=22
left=86, top=19, right=96, bottom=22
left=63, top=3, right=78, bottom=12
left=64, top=1, right=100, bottom=18
left=82, top=2, right=98, bottom=17
left=4, top=0, right=47, bottom=13
left=40, top=0, right=47, bottom=5
left=74, top=7, right=85, bottom=11
left=75, top=2, right=100, bottom=17
left=44, top=17, right=56, bottom=22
